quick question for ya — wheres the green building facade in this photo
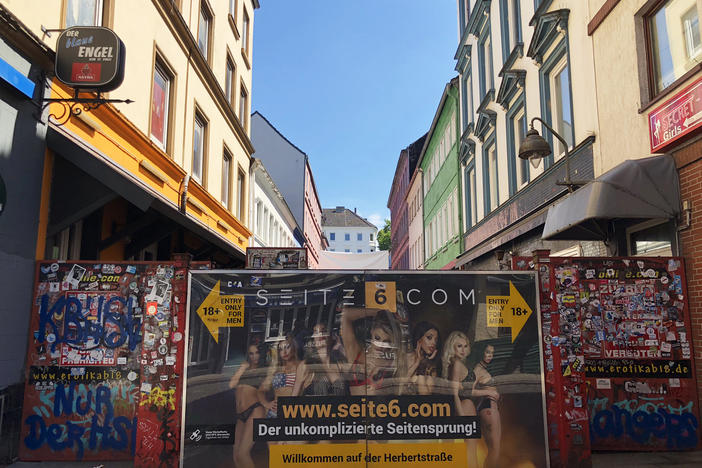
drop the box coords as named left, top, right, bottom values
left=421, top=78, right=462, bottom=270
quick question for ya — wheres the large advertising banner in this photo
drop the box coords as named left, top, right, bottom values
left=19, top=261, right=191, bottom=465
left=183, top=271, right=548, bottom=468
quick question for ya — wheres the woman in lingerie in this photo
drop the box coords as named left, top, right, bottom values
left=293, top=322, right=348, bottom=397
left=472, top=343, right=501, bottom=468
left=341, top=306, right=406, bottom=396
left=229, top=343, right=266, bottom=468
left=405, top=321, right=440, bottom=395
left=259, top=335, right=301, bottom=418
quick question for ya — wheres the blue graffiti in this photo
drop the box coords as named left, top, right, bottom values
left=38, top=294, right=142, bottom=351
left=591, top=401, right=699, bottom=449
left=24, top=383, right=137, bottom=459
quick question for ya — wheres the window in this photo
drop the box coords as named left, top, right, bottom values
left=459, top=0, right=470, bottom=30
left=192, top=111, right=207, bottom=183
left=465, top=161, right=477, bottom=229
left=357, top=249, right=362, bottom=253
left=239, top=82, right=249, bottom=129
left=222, top=150, right=232, bottom=209
left=329, top=232, right=335, bottom=241
left=197, top=1, right=212, bottom=62
left=242, top=8, right=251, bottom=56
left=508, top=105, right=529, bottom=194
left=484, top=139, right=498, bottom=213
left=256, top=201, right=263, bottom=233
left=65, top=0, right=103, bottom=27
left=500, top=0, right=522, bottom=61
left=225, top=55, right=235, bottom=106
left=648, top=0, right=701, bottom=94
left=344, top=233, right=350, bottom=241
left=151, top=58, right=172, bottom=151
left=345, top=249, right=350, bottom=253
left=370, top=233, right=374, bottom=241
left=461, top=73, right=473, bottom=130
left=628, top=220, right=675, bottom=256
left=237, top=168, right=245, bottom=220
left=479, top=29, right=493, bottom=99
left=357, top=233, right=362, bottom=241
left=550, top=57, right=574, bottom=157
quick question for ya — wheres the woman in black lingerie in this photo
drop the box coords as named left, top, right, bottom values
left=293, top=323, right=348, bottom=397
left=229, top=343, right=266, bottom=468
left=405, top=321, right=440, bottom=395
left=472, top=343, right=501, bottom=468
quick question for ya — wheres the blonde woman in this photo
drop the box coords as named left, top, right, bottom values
left=443, top=331, right=483, bottom=468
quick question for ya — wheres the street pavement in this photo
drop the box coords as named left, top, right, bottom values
left=3, top=450, right=702, bottom=467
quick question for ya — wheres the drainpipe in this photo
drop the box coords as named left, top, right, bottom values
left=180, top=174, right=190, bottom=214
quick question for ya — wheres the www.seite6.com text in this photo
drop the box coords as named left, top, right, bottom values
left=253, top=395, right=481, bottom=442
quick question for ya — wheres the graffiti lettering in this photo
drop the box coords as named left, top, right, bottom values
left=590, top=398, right=699, bottom=449
left=23, top=383, right=138, bottom=459
left=38, top=295, right=142, bottom=352
left=139, top=387, right=176, bottom=411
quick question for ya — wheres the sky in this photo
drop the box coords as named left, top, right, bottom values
left=252, top=0, right=458, bottom=229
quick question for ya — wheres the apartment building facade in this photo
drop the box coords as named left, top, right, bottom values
left=322, top=206, right=379, bottom=253
left=421, top=78, right=463, bottom=270
left=454, top=0, right=603, bottom=270
left=249, top=158, right=300, bottom=248
left=388, top=133, right=426, bottom=270
left=250, top=111, right=327, bottom=266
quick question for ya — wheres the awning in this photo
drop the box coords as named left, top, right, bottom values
left=542, top=155, right=680, bottom=240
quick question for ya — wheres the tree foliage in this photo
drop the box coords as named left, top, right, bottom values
left=378, top=219, right=391, bottom=251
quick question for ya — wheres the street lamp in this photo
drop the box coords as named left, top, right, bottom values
left=518, top=117, right=587, bottom=192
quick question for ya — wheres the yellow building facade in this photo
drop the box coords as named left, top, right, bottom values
left=3, top=0, right=258, bottom=264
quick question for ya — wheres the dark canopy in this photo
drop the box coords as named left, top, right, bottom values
left=542, top=155, right=680, bottom=240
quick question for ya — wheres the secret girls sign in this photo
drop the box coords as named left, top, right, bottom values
left=55, top=27, right=125, bottom=91
left=649, top=76, right=702, bottom=153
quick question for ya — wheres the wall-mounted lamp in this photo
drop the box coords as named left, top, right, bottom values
left=518, top=117, right=589, bottom=192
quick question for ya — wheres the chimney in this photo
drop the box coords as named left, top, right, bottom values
left=354, top=207, right=357, bottom=213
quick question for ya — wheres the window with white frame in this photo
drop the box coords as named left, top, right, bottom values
left=222, top=150, right=232, bottom=209
left=550, top=57, right=574, bottom=157
left=197, top=1, right=212, bottom=62
left=464, top=158, right=477, bottom=229
left=236, top=168, right=245, bottom=220
left=192, top=111, right=207, bottom=183
left=151, top=58, right=172, bottom=151
left=484, top=140, right=499, bottom=212
left=513, top=107, right=529, bottom=188
left=242, top=8, right=251, bottom=56
left=479, top=30, right=494, bottom=98
left=647, top=0, right=701, bottom=94
left=225, top=55, right=235, bottom=106
left=65, top=0, right=103, bottom=27
left=256, top=200, right=263, bottom=234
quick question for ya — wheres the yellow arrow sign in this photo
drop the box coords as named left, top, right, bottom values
left=486, top=281, right=532, bottom=342
left=196, top=280, right=245, bottom=343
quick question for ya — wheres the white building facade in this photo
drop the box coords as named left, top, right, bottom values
left=249, top=159, right=300, bottom=248
left=322, top=207, right=379, bottom=253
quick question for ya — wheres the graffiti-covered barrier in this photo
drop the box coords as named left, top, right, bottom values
left=183, top=271, right=550, bottom=468
left=532, top=256, right=700, bottom=452
left=20, top=261, right=192, bottom=465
